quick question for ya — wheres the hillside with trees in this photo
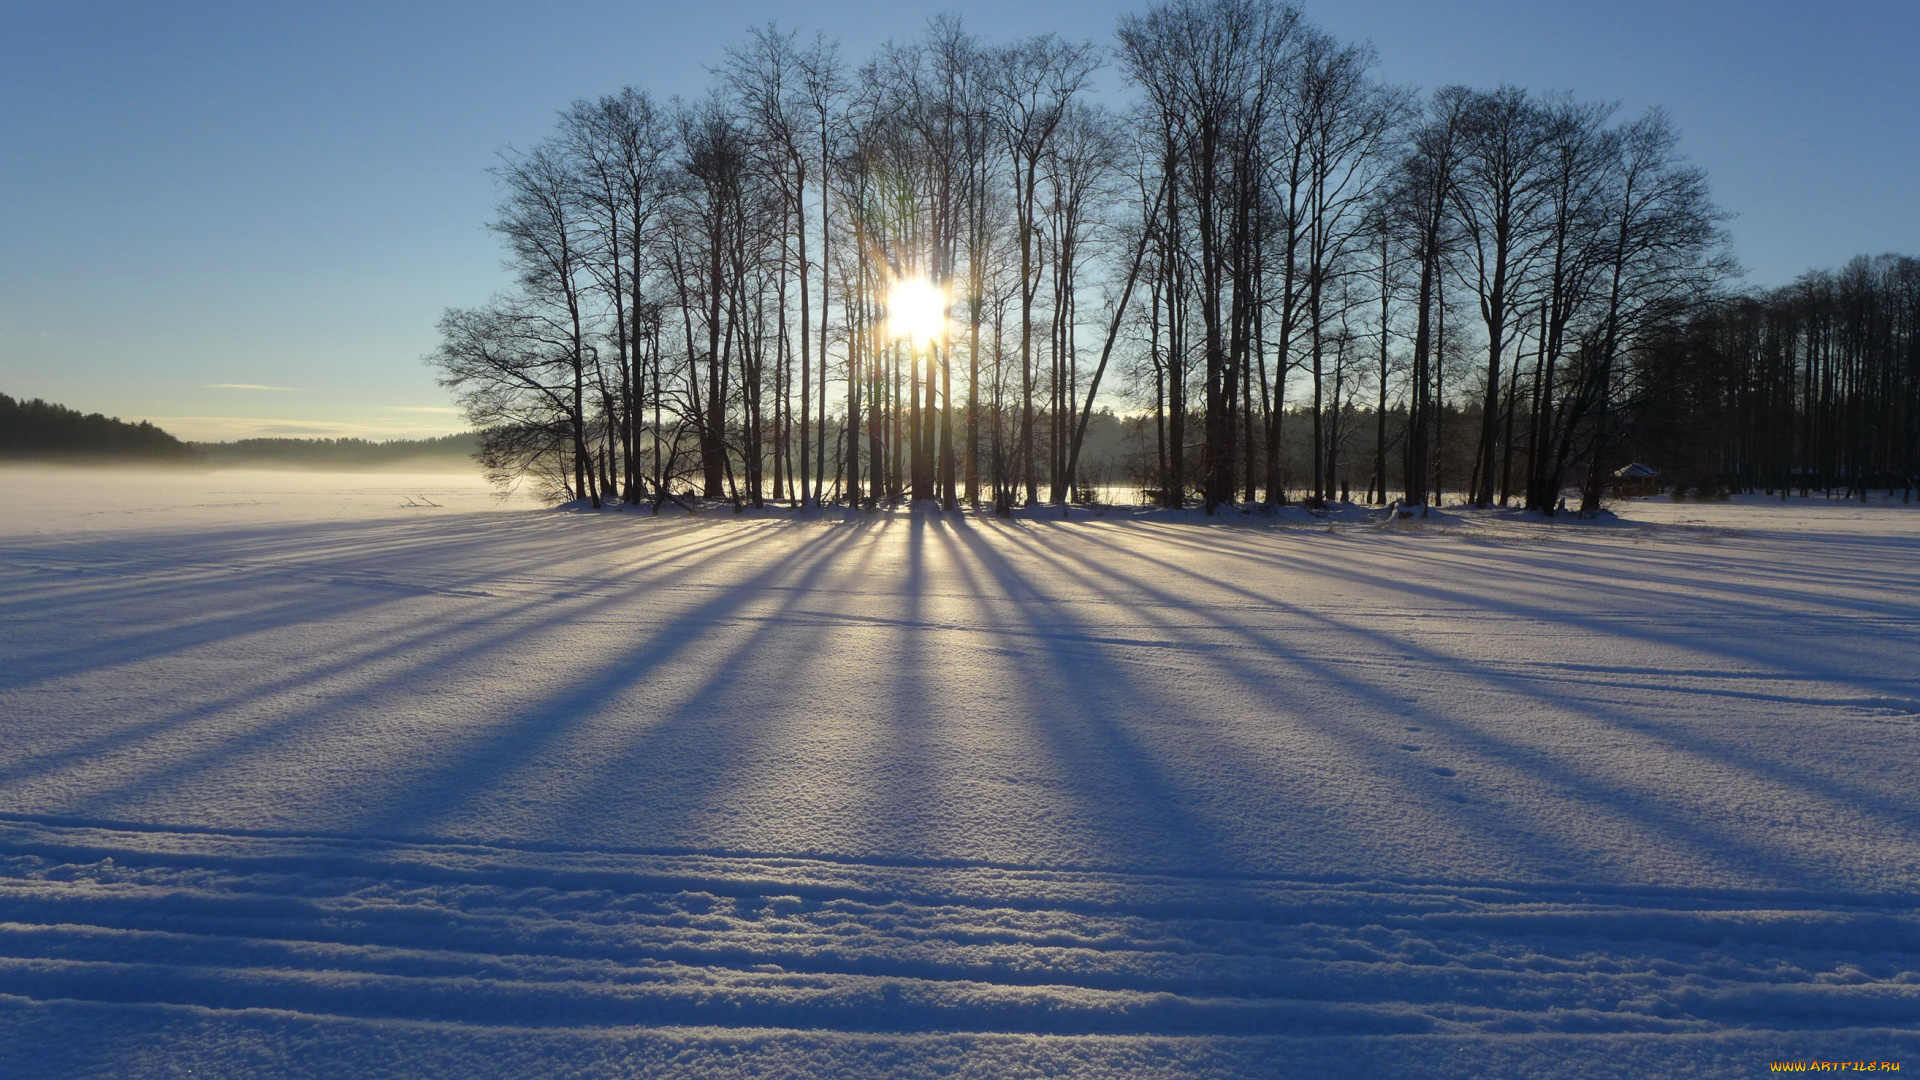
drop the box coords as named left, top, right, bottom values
left=0, top=393, right=192, bottom=459
left=0, top=395, right=482, bottom=470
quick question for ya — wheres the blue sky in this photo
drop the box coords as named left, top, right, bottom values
left=2, top=1, right=1914, bottom=440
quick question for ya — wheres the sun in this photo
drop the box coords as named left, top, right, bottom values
left=887, top=277, right=947, bottom=344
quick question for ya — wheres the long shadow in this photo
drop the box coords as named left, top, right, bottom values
left=1391, top=530, right=1920, bottom=634
left=0, top=512, right=585, bottom=609
left=1032, top=523, right=1920, bottom=889
left=1137, top=522, right=1920, bottom=701
left=827, top=511, right=1063, bottom=866
left=991, top=521, right=1579, bottom=881
left=0, top=519, right=776, bottom=800
left=346, top=521, right=870, bottom=842
left=523, top=518, right=889, bottom=849
left=0, top=507, right=729, bottom=684
left=22, top=507, right=1917, bottom=896
left=847, top=512, right=948, bottom=859
left=2, top=565, right=433, bottom=690
left=1185, top=530, right=1920, bottom=823
left=1235, top=521, right=1920, bottom=635
left=32, top=520, right=796, bottom=822
left=1014, top=526, right=1698, bottom=879
left=0, top=514, right=717, bottom=689
left=939, top=517, right=1244, bottom=876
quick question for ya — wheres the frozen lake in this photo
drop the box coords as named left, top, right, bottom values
left=2, top=467, right=1917, bottom=1076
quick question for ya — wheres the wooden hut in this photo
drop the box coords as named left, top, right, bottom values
left=1609, top=462, right=1663, bottom=498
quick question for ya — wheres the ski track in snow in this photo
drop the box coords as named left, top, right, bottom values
left=2, top=471, right=1919, bottom=1076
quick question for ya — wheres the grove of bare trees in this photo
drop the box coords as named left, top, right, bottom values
left=429, top=0, right=1911, bottom=516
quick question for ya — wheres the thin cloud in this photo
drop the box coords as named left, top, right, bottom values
left=204, top=383, right=300, bottom=391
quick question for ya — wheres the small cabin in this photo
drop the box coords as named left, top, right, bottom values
left=1609, top=462, right=1663, bottom=498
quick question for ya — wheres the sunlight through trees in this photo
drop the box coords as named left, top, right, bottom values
left=426, top=1, right=1916, bottom=515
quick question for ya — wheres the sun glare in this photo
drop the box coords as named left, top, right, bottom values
left=887, top=277, right=948, bottom=344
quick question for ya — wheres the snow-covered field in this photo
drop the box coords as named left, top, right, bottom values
left=2, top=467, right=1918, bottom=1077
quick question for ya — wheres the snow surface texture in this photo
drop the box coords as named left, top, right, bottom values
left=2, top=467, right=1918, bottom=1077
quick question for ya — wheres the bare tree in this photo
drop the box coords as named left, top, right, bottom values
left=1390, top=88, right=1468, bottom=512
left=1291, top=31, right=1401, bottom=505
left=492, top=140, right=598, bottom=505
left=993, top=33, right=1100, bottom=505
left=1121, top=0, right=1302, bottom=511
left=562, top=88, right=672, bottom=503
left=1571, top=108, right=1733, bottom=512
left=1448, top=86, right=1553, bottom=507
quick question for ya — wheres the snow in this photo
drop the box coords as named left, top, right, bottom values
left=2, top=468, right=1918, bottom=1076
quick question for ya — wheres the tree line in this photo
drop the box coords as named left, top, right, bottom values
left=0, top=397, right=491, bottom=468
left=430, top=0, right=1900, bottom=516
left=1627, top=254, right=1920, bottom=500
left=194, top=434, right=480, bottom=470
left=0, top=393, right=190, bottom=459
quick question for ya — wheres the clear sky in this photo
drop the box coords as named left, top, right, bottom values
left=2, top=1, right=1914, bottom=440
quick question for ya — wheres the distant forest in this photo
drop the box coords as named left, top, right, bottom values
left=0, top=393, right=191, bottom=459
left=430, top=0, right=1918, bottom=512
left=193, top=434, right=478, bottom=469
left=0, top=395, right=477, bottom=468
